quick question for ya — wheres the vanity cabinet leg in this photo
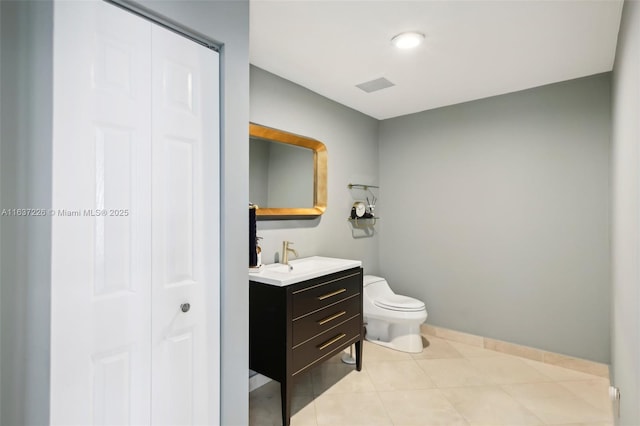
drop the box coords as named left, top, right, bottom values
left=355, top=339, right=363, bottom=371
left=281, top=379, right=291, bottom=426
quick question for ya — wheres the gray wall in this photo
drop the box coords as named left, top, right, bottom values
left=378, top=74, right=611, bottom=363
left=250, top=66, right=380, bottom=272
left=1, top=2, right=54, bottom=424
left=0, top=1, right=250, bottom=425
left=611, top=1, right=640, bottom=423
left=0, top=3, right=2, bottom=421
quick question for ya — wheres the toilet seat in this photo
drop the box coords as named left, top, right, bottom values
left=374, top=294, right=425, bottom=312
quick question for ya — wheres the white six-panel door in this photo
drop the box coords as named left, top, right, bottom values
left=51, top=1, right=219, bottom=424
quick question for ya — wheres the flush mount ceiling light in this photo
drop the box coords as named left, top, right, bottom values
left=391, top=31, right=425, bottom=49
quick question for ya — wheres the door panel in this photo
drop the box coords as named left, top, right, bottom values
left=161, top=329, right=196, bottom=424
left=51, top=2, right=152, bottom=424
left=91, top=348, right=133, bottom=425
left=150, top=21, right=220, bottom=426
left=165, top=137, right=195, bottom=283
left=94, top=126, right=134, bottom=295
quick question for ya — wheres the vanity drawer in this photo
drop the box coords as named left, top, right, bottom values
left=291, top=270, right=361, bottom=318
left=292, top=294, right=360, bottom=347
left=291, top=315, right=361, bottom=375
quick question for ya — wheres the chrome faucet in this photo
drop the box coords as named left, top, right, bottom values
left=282, top=241, right=298, bottom=265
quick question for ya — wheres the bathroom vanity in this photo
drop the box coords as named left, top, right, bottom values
left=249, top=257, right=364, bottom=426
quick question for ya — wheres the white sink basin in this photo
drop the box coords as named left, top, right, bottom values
left=249, top=256, right=362, bottom=286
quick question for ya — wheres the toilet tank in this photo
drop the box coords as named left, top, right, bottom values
left=363, top=275, right=394, bottom=300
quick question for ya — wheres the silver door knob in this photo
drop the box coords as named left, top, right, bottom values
left=180, top=303, right=191, bottom=313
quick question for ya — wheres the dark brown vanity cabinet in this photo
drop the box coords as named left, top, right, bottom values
left=249, top=267, right=364, bottom=426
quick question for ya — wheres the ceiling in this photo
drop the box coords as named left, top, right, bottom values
left=250, top=0, right=623, bottom=120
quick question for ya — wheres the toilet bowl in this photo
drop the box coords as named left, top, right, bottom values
left=363, top=275, right=427, bottom=353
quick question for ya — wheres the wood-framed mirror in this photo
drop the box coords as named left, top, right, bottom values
left=249, top=123, right=327, bottom=219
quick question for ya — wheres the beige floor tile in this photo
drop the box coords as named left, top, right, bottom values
left=311, top=362, right=375, bottom=395
left=440, top=386, right=543, bottom=426
left=415, top=358, right=494, bottom=388
left=559, top=380, right=614, bottom=412
left=378, top=389, right=469, bottom=425
left=448, top=340, right=513, bottom=358
left=362, top=340, right=415, bottom=362
left=411, top=336, right=464, bottom=360
left=502, top=382, right=586, bottom=400
left=468, top=357, right=551, bottom=384
left=365, top=360, right=436, bottom=391
left=501, top=383, right=613, bottom=424
left=314, top=391, right=392, bottom=425
left=521, top=359, right=607, bottom=382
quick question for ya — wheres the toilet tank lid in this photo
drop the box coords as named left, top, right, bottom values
left=363, top=275, right=387, bottom=287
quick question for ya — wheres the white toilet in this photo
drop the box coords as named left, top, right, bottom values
left=363, top=275, right=428, bottom=353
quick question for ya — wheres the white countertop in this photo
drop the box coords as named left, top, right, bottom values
left=248, top=256, right=362, bottom=286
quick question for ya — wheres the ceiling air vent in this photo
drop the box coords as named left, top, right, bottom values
left=356, top=77, right=395, bottom=93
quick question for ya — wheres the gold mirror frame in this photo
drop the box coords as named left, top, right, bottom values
left=250, top=123, right=327, bottom=219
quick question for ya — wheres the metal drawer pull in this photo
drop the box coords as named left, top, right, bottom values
left=317, top=333, right=347, bottom=350
left=317, top=288, right=346, bottom=300
left=317, top=310, right=347, bottom=325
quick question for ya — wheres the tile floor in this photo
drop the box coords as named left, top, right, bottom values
left=249, top=335, right=613, bottom=426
